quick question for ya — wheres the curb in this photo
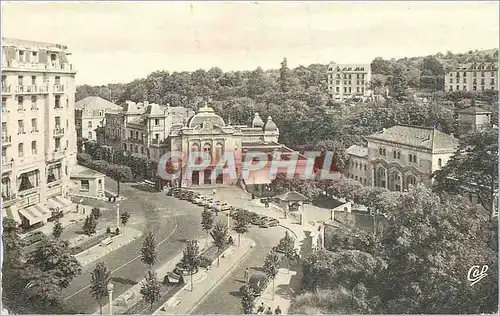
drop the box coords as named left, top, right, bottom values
left=160, top=238, right=256, bottom=315
left=278, top=224, right=299, bottom=240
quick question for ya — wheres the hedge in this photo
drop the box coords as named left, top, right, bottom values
left=77, top=153, right=134, bottom=182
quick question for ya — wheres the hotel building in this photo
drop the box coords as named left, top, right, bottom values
left=327, top=62, right=371, bottom=101
left=1, top=38, right=76, bottom=229
left=445, top=62, right=498, bottom=92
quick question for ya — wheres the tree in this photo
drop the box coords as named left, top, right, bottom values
left=2, top=218, right=24, bottom=270
left=23, top=240, right=82, bottom=306
left=240, top=284, right=256, bottom=314
left=210, top=221, right=228, bottom=267
left=82, top=215, right=98, bottom=236
left=201, top=208, right=215, bottom=246
left=52, top=219, right=64, bottom=240
left=263, top=248, right=281, bottom=300
left=276, top=231, right=296, bottom=270
left=433, top=128, right=498, bottom=212
left=141, top=232, right=157, bottom=268
left=91, top=207, right=101, bottom=219
left=289, top=287, right=374, bottom=314
left=90, top=262, right=110, bottom=315
left=279, top=57, right=290, bottom=93
left=140, top=270, right=161, bottom=312
left=181, top=240, right=200, bottom=292
left=120, top=212, right=131, bottom=226
left=233, top=209, right=250, bottom=246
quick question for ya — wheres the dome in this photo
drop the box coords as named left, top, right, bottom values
left=264, top=116, right=278, bottom=132
left=252, top=112, right=264, bottom=128
left=188, top=102, right=226, bottom=128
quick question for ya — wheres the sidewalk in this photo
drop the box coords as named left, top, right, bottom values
left=75, top=227, right=142, bottom=267
left=155, top=237, right=255, bottom=315
left=95, top=237, right=209, bottom=315
left=255, top=267, right=300, bottom=314
left=20, top=210, right=87, bottom=238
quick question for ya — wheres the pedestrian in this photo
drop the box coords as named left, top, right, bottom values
left=275, top=306, right=282, bottom=314
left=265, top=307, right=273, bottom=314
left=256, top=303, right=265, bottom=314
left=244, top=267, right=249, bottom=283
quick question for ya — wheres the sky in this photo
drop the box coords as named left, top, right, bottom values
left=1, top=1, right=499, bottom=86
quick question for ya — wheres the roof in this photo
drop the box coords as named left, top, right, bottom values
left=2, top=37, right=68, bottom=50
left=277, top=191, right=309, bottom=202
left=456, top=106, right=492, bottom=115
left=346, top=145, right=368, bottom=158
left=75, top=96, right=121, bottom=110
left=144, top=103, right=164, bottom=117
left=70, top=164, right=105, bottom=179
left=328, top=62, right=370, bottom=72
left=252, top=112, right=264, bottom=128
left=128, top=116, right=146, bottom=125
left=188, top=102, right=225, bottom=129
left=366, top=124, right=459, bottom=151
left=122, top=101, right=144, bottom=114
left=452, top=62, right=497, bottom=72
left=264, top=116, right=278, bottom=132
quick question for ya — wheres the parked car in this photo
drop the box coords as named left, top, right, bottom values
left=267, top=218, right=279, bottom=227
left=220, top=203, right=231, bottom=212
left=195, top=196, right=206, bottom=205
left=250, top=214, right=264, bottom=225
left=206, top=199, right=216, bottom=209
left=190, top=193, right=201, bottom=202
left=23, top=231, right=46, bottom=246
left=201, top=198, right=213, bottom=207
left=213, top=202, right=222, bottom=212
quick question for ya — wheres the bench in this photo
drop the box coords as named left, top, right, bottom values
left=100, top=237, right=113, bottom=246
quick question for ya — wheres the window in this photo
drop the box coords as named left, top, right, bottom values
left=18, top=50, right=25, bottom=62
left=88, top=121, right=92, bottom=128
left=141, top=147, right=144, bottom=154
left=409, top=154, right=417, bottom=163
left=481, top=71, right=485, bottom=77
left=31, top=118, right=37, bottom=132
left=492, top=79, right=495, bottom=85
left=88, top=132, right=92, bottom=139
left=55, top=116, right=61, bottom=128
left=456, top=85, right=459, bottom=91
left=31, top=76, right=36, bottom=86
left=364, top=164, right=367, bottom=171
left=18, top=120, right=24, bottom=134
left=18, top=170, right=39, bottom=191
left=357, top=87, right=360, bottom=93
left=348, top=87, right=352, bottom=93
left=81, top=180, right=90, bottom=191
left=355, top=176, right=358, bottom=180
left=55, top=95, right=61, bottom=108
left=31, top=141, right=37, bottom=155
left=449, top=86, right=453, bottom=91
left=17, top=96, right=24, bottom=110
left=463, top=72, right=466, bottom=76
left=31, top=96, right=37, bottom=109
left=473, top=86, right=477, bottom=91
left=55, top=76, right=61, bottom=85
left=135, top=131, right=139, bottom=138
left=473, top=72, right=477, bottom=77
left=336, top=80, right=339, bottom=85
left=1, top=97, right=6, bottom=113
left=438, top=158, right=442, bottom=167
left=336, top=87, right=340, bottom=93
left=481, top=79, right=485, bottom=85
left=393, top=150, right=401, bottom=159
left=18, top=75, right=23, bottom=87
left=456, top=72, right=460, bottom=77
left=379, top=148, right=386, bottom=156
left=55, top=138, right=61, bottom=151
left=449, top=78, right=453, bottom=83
left=18, top=143, right=24, bottom=158
left=463, top=78, right=466, bottom=83
left=344, top=87, right=347, bottom=93
left=348, top=74, right=351, bottom=79
left=31, top=51, right=38, bottom=62
left=155, top=119, right=159, bottom=126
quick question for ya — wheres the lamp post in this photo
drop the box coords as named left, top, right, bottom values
left=107, top=283, right=114, bottom=315
left=115, top=203, right=120, bottom=231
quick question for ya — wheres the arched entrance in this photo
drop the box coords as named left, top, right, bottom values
left=390, top=171, right=402, bottom=192
left=192, top=171, right=200, bottom=186
left=375, top=166, right=387, bottom=188
left=405, top=175, right=417, bottom=190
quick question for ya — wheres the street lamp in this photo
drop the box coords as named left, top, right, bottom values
left=115, top=203, right=120, bottom=231
left=107, top=283, right=114, bottom=315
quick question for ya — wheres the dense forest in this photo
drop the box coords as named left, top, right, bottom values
left=76, top=49, right=498, bottom=150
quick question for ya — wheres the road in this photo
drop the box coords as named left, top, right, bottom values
left=61, top=179, right=205, bottom=314
left=191, top=225, right=288, bottom=314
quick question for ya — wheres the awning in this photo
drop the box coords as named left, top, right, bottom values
left=50, top=196, right=72, bottom=209
left=18, top=204, right=50, bottom=225
left=4, top=207, right=21, bottom=224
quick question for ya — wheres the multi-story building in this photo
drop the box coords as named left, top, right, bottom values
left=344, top=124, right=459, bottom=191
left=75, top=96, right=121, bottom=141
left=456, top=106, right=493, bottom=135
left=444, top=62, right=498, bottom=92
left=1, top=38, right=77, bottom=229
left=327, top=62, right=371, bottom=101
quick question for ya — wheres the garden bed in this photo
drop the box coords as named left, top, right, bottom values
left=70, top=232, right=115, bottom=255
left=123, top=282, right=184, bottom=315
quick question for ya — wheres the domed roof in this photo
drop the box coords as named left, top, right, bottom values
left=252, top=112, right=264, bottom=128
left=264, top=116, right=278, bottom=132
left=188, top=102, right=226, bottom=129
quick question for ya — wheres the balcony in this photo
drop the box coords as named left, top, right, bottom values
left=2, top=159, right=13, bottom=172
left=2, top=193, right=17, bottom=207
left=4, top=60, right=75, bottom=73
left=47, top=181, right=62, bottom=198
left=53, top=127, right=65, bottom=137
left=128, top=137, right=145, bottom=144
left=2, top=135, right=11, bottom=146
left=53, top=85, right=65, bottom=93
left=1, top=85, right=12, bottom=95
left=16, top=85, right=49, bottom=95
left=47, top=150, right=65, bottom=161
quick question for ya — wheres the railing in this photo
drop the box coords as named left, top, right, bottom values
left=2, top=135, right=12, bottom=145
left=4, top=60, right=75, bottom=72
left=48, top=150, right=65, bottom=161
left=53, top=127, right=65, bottom=137
left=47, top=181, right=62, bottom=197
left=18, top=187, right=39, bottom=198
left=2, top=193, right=16, bottom=201
left=18, top=191, right=40, bottom=208
left=128, top=137, right=145, bottom=144
left=53, top=84, right=65, bottom=93
left=1, top=85, right=11, bottom=93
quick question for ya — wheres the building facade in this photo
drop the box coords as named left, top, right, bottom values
left=456, top=106, right=493, bottom=135
left=1, top=38, right=77, bottom=229
left=75, top=96, right=121, bottom=141
left=344, top=125, right=459, bottom=191
left=445, top=62, right=498, bottom=92
left=327, top=62, right=371, bottom=101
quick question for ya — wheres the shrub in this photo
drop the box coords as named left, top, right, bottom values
left=91, top=207, right=101, bottom=219
left=248, top=273, right=268, bottom=295
left=199, top=256, right=212, bottom=269
left=106, top=227, right=111, bottom=234
left=115, top=227, right=120, bottom=235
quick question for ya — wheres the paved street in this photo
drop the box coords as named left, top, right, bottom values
left=61, top=179, right=205, bottom=314
left=191, top=225, right=289, bottom=314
